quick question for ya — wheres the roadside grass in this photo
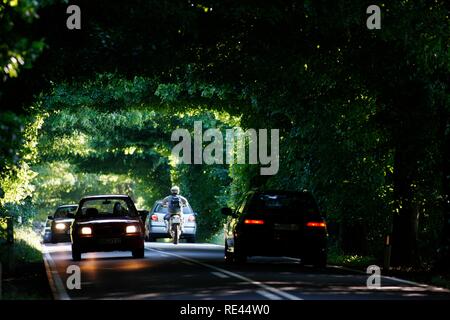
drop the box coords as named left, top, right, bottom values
left=327, top=246, right=378, bottom=269
left=10, top=227, right=43, bottom=264
left=327, top=254, right=378, bottom=268
left=205, top=230, right=224, bottom=245
left=326, top=245, right=450, bottom=290
left=430, top=275, right=450, bottom=289
left=0, top=225, right=52, bottom=300
left=0, top=226, right=42, bottom=266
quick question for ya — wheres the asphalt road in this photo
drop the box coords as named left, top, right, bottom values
left=42, top=242, right=450, bottom=300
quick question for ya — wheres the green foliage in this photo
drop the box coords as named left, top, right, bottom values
left=327, top=243, right=378, bottom=268
left=0, top=112, right=24, bottom=169
left=0, top=0, right=52, bottom=81
left=328, top=253, right=378, bottom=269
left=1, top=112, right=44, bottom=229
left=31, top=161, right=163, bottom=219
left=11, top=226, right=43, bottom=264
left=24, top=78, right=242, bottom=240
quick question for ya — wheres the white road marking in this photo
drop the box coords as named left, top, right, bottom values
left=281, top=256, right=448, bottom=291
left=42, top=245, right=71, bottom=300
left=380, top=275, right=425, bottom=286
left=256, top=290, right=283, bottom=300
left=145, top=245, right=303, bottom=300
left=149, top=242, right=224, bottom=249
left=211, top=271, right=230, bottom=279
left=330, top=265, right=448, bottom=291
left=281, top=256, right=301, bottom=262
left=381, top=275, right=447, bottom=290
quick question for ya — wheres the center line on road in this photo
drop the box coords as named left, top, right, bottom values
left=211, top=271, right=230, bottom=279
left=256, top=290, right=283, bottom=300
left=145, top=246, right=303, bottom=300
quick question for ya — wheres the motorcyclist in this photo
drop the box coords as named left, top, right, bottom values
left=161, top=186, right=189, bottom=233
left=113, top=202, right=123, bottom=215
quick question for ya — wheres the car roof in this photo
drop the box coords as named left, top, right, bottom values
left=57, top=204, right=78, bottom=208
left=154, top=199, right=188, bottom=204
left=80, top=194, right=131, bottom=201
left=252, top=190, right=312, bottom=196
left=153, top=200, right=193, bottom=209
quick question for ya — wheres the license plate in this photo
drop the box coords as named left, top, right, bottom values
left=99, top=238, right=121, bottom=245
left=274, top=224, right=300, bottom=231
left=171, top=216, right=181, bottom=224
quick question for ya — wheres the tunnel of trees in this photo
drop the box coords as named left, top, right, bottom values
left=0, top=0, right=449, bottom=269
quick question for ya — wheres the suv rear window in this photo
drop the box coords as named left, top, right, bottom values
left=248, top=192, right=319, bottom=214
left=154, top=204, right=193, bottom=214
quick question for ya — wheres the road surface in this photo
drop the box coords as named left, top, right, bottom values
left=42, top=242, right=450, bottom=300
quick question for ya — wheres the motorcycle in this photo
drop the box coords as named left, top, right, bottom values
left=168, top=213, right=182, bottom=244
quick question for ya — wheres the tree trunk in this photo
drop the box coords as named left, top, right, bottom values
left=436, top=99, right=450, bottom=271
left=6, top=217, right=15, bottom=273
left=388, top=81, right=427, bottom=268
left=340, top=220, right=368, bottom=255
left=390, top=145, right=420, bottom=267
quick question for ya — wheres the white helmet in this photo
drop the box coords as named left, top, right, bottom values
left=170, top=186, right=180, bottom=194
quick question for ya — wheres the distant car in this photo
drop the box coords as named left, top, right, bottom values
left=42, top=221, right=52, bottom=243
left=145, top=200, right=197, bottom=243
left=70, top=195, right=148, bottom=261
left=222, top=190, right=328, bottom=267
left=43, top=204, right=78, bottom=243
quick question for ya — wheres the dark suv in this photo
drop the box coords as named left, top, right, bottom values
left=222, top=190, right=327, bottom=267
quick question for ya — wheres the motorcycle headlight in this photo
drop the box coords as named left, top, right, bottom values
left=55, top=223, right=66, bottom=230
left=126, top=225, right=139, bottom=234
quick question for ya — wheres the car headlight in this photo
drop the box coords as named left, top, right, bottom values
left=80, top=227, right=92, bottom=235
left=126, top=225, right=139, bottom=234
left=55, top=223, right=66, bottom=230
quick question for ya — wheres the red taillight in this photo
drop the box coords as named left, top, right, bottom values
left=306, top=221, right=326, bottom=228
left=151, top=214, right=158, bottom=222
left=188, top=215, right=195, bottom=222
left=244, top=219, right=265, bottom=225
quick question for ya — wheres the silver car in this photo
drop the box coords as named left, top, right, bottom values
left=145, top=201, right=197, bottom=243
